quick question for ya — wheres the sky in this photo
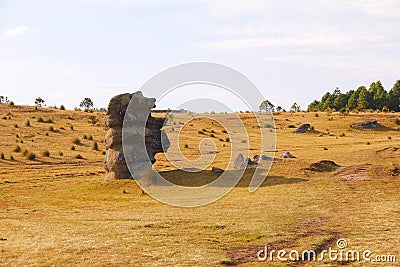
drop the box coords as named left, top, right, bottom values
left=0, top=0, right=400, bottom=112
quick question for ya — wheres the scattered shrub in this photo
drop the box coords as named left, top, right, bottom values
left=83, top=134, right=88, bottom=139
left=71, top=145, right=76, bottom=150
left=22, top=149, right=29, bottom=156
left=45, top=132, right=49, bottom=136
left=88, top=115, right=98, bottom=125
left=395, top=118, right=400, bottom=125
left=13, top=145, right=21, bottom=153
left=366, top=141, right=371, bottom=145
left=42, top=150, right=50, bottom=157
left=315, top=113, right=319, bottom=117
left=75, top=154, right=83, bottom=159
left=198, top=130, right=206, bottom=135
left=70, top=125, right=74, bottom=130
left=102, top=151, right=106, bottom=155
left=49, top=126, right=54, bottom=132
left=0, top=152, right=4, bottom=160
left=225, top=137, right=230, bottom=142
left=219, top=138, right=224, bottom=142
left=222, top=129, right=227, bottom=134
left=16, top=134, right=19, bottom=138
left=72, top=137, right=81, bottom=145
left=241, top=140, right=246, bottom=143
left=45, top=117, right=53, bottom=123
left=184, top=144, right=189, bottom=148
left=388, top=136, right=392, bottom=140
left=14, top=124, right=18, bottom=128
left=210, top=134, right=216, bottom=138
left=323, top=147, right=329, bottom=150
left=10, top=155, right=14, bottom=160
left=58, top=151, right=63, bottom=156
left=26, top=152, right=36, bottom=160
left=60, top=105, right=65, bottom=110
left=288, top=124, right=296, bottom=128
left=92, top=141, right=99, bottom=151
left=88, top=135, right=93, bottom=141
left=25, top=119, right=31, bottom=127
left=37, top=116, right=44, bottom=122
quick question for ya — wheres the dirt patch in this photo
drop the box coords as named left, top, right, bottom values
left=376, top=147, right=400, bottom=162
left=305, top=160, right=342, bottom=172
left=334, top=164, right=372, bottom=181
left=225, top=217, right=340, bottom=266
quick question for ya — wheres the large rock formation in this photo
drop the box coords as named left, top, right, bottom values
left=104, top=92, right=169, bottom=181
left=294, top=123, right=311, bottom=133
left=351, top=120, right=380, bottom=129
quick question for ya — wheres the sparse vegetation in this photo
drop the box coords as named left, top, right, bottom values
left=88, top=115, right=98, bottom=125
left=13, top=145, right=21, bottom=153
left=0, top=104, right=399, bottom=267
left=42, top=150, right=50, bottom=157
left=92, top=141, right=99, bottom=151
left=25, top=119, right=31, bottom=127
left=0, top=152, right=4, bottom=160
left=22, top=149, right=29, bottom=156
left=26, top=152, right=36, bottom=160
left=72, top=137, right=81, bottom=145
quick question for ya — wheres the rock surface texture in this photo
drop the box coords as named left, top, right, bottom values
left=104, top=92, right=169, bottom=181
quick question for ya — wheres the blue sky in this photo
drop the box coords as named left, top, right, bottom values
left=1, top=0, right=399, bottom=111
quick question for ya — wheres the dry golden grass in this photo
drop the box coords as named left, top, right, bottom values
left=0, top=105, right=399, bottom=266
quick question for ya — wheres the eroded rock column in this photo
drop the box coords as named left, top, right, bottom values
left=104, top=92, right=169, bottom=181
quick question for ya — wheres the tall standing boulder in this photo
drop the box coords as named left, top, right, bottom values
left=104, top=92, right=169, bottom=181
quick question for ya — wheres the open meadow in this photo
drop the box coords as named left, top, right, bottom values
left=0, top=104, right=399, bottom=266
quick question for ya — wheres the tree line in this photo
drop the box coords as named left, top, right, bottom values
left=0, top=96, right=96, bottom=111
left=308, top=80, right=400, bottom=112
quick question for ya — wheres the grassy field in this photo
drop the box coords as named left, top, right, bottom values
left=0, top=104, right=399, bottom=266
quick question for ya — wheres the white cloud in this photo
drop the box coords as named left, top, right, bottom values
left=1, top=26, right=29, bottom=40
left=334, top=0, right=400, bottom=18
left=201, top=34, right=356, bottom=50
left=202, top=0, right=270, bottom=19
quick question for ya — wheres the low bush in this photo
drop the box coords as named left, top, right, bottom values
left=26, top=152, right=36, bottom=160
left=92, top=141, right=99, bottom=151
left=72, top=137, right=81, bottom=145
